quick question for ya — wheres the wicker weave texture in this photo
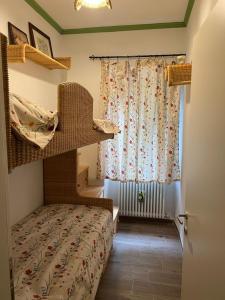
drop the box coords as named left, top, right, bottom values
left=7, top=81, right=113, bottom=171
left=2, top=35, right=100, bottom=171
left=1, top=32, right=114, bottom=213
left=167, top=64, right=192, bottom=86
left=1, top=34, right=12, bottom=171
left=44, top=150, right=113, bottom=213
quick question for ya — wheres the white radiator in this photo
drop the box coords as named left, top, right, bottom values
left=119, top=181, right=166, bottom=219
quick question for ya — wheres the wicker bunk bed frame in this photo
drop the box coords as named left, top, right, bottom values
left=1, top=33, right=113, bottom=213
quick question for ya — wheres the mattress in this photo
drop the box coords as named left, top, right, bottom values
left=11, top=204, right=113, bottom=300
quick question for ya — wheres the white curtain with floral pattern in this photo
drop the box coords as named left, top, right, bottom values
left=97, top=58, right=181, bottom=183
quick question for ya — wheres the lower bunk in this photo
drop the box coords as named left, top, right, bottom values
left=11, top=204, right=113, bottom=300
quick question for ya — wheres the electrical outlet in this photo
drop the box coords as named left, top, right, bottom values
left=138, top=191, right=145, bottom=203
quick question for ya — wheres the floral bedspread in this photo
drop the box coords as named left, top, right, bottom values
left=10, top=93, right=58, bottom=149
left=11, top=204, right=113, bottom=300
left=93, top=118, right=120, bottom=134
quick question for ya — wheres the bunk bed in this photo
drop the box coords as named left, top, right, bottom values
left=1, top=32, right=115, bottom=300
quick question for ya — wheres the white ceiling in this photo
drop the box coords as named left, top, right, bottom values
left=36, top=0, right=189, bottom=29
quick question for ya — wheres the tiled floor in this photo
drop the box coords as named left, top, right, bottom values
left=96, top=219, right=182, bottom=300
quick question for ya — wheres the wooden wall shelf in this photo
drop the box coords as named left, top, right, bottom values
left=7, top=44, right=71, bottom=70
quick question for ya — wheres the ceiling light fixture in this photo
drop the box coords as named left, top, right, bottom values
left=74, top=0, right=112, bottom=10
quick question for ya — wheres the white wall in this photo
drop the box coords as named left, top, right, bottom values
left=0, top=0, right=65, bottom=225
left=175, top=0, right=219, bottom=245
left=63, top=28, right=187, bottom=183
left=186, top=0, right=219, bottom=56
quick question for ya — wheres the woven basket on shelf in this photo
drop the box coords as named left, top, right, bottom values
left=166, top=63, right=192, bottom=86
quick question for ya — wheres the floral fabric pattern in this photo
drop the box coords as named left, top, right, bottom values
left=10, top=93, right=58, bottom=149
left=12, top=204, right=113, bottom=300
left=97, top=58, right=181, bottom=183
left=93, top=118, right=120, bottom=134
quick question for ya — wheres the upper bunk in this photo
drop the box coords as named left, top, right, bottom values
left=0, top=33, right=114, bottom=171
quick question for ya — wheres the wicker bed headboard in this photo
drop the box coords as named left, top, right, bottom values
left=1, top=32, right=113, bottom=213
left=1, top=33, right=113, bottom=172
left=1, top=33, right=12, bottom=171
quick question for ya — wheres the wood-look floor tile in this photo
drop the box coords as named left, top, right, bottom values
left=95, top=220, right=182, bottom=300
left=132, top=280, right=181, bottom=298
left=149, top=271, right=182, bottom=286
left=154, top=296, right=181, bottom=300
left=162, top=259, right=182, bottom=274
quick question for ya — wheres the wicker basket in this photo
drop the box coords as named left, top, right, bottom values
left=166, top=64, right=192, bottom=86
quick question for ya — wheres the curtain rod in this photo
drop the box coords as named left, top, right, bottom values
left=89, top=53, right=186, bottom=60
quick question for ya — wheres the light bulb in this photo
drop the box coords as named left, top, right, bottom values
left=74, top=0, right=112, bottom=10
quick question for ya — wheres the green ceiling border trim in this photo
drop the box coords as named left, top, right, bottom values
left=24, top=0, right=63, bottom=34
left=24, top=0, right=195, bottom=35
left=184, top=0, right=196, bottom=25
left=61, top=22, right=185, bottom=35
